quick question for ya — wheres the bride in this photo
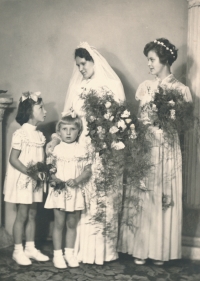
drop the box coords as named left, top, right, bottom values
left=49, top=42, right=125, bottom=265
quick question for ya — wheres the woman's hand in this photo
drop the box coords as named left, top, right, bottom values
left=66, top=179, right=77, bottom=187
left=46, top=135, right=61, bottom=156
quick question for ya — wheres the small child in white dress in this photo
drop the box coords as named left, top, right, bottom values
left=44, top=111, right=92, bottom=269
left=4, top=91, right=49, bottom=266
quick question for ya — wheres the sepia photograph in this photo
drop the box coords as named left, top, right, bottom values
left=0, top=0, right=200, bottom=280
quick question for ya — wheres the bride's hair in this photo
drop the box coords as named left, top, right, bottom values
left=144, top=38, right=178, bottom=66
left=75, top=48, right=94, bottom=62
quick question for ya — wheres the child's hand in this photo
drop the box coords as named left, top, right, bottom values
left=66, top=179, right=77, bottom=187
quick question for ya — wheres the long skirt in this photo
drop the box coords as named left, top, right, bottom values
left=118, top=127, right=182, bottom=261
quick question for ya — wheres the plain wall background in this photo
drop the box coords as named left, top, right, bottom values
left=0, top=0, right=188, bottom=235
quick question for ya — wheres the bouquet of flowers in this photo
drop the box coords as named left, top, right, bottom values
left=81, top=87, right=152, bottom=228
left=26, top=161, right=48, bottom=190
left=145, top=86, right=194, bottom=141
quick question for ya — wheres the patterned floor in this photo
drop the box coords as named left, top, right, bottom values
left=0, top=242, right=200, bottom=281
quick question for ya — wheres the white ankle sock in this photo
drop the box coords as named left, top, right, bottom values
left=54, top=249, right=63, bottom=257
left=14, top=243, right=23, bottom=252
left=64, top=248, right=74, bottom=257
left=25, top=241, right=35, bottom=251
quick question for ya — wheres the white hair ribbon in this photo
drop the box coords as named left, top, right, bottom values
left=61, top=108, right=77, bottom=118
left=21, top=91, right=41, bottom=102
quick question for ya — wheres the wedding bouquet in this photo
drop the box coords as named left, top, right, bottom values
left=26, top=161, right=48, bottom=190
left=145, top=86, right=194, bottom=140
left=81, top=87, right=152, bottom=224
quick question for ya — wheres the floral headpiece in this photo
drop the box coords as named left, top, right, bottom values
left=61, top=108, right=77, bottom=118
left=153, top=40, right=175, bottom=58
left=21, top=91, right=41, bottom=102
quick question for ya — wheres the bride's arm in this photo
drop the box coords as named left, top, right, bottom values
left=45, top=133, right=61, bottom=156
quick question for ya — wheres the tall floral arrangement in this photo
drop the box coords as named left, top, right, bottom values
left=81, top=87, right=151, bottom=233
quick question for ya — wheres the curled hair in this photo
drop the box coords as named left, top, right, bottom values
left=56, top=115, right=83, bottom=141
left=15, top=96, right=42, bottom=126
left=74, top=48, right=94, bottom=62
left=144, top=38, right=178, bottom=66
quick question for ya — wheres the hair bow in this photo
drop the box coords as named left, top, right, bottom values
left=21, top=91, right=41, bottom=102
left=61, top=108, right=77, bottom=118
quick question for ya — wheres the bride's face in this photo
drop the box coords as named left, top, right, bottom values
left=75, top=56, right=94, bottom=79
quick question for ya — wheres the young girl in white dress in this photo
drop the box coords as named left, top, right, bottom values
left=118, top=38, right=192, bottom=265
left=44, top=112, right=92, bottom=269
left=4, top=91, right=49, bottom=266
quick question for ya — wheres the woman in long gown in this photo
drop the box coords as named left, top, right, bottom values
left=49, top=42, right=125, bottom=265
left=118, top=38, right=192, bottom=265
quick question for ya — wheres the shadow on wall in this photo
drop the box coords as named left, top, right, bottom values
left=101, top=49, right=139, bottom=113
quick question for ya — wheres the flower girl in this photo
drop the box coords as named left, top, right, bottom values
left=4, top=92, right=49, bottom=265
left=44, top=111, right=92, bottom=269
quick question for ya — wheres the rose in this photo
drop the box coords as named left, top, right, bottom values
left=125, top=118, right=132, bottom=124
left=104, top=113, right=111, bottom=120
left=129, top=131, right=137, bottom=139
left=121, top=110, right=130, bottom=118
left=109, top=126, right=119, bottom=134
left=130, top=124, right=135, bottom=130
left=102, top=143, right=107, bottom=149
left=105, top=101, right=111, bottom=109
left=117, top=119, right=127, bottom=131
left=111, top=141, right=125, bottom=150
left=109, top=116, right=114, bottom=121
left=168, top=100, right=175, bottom=107
left=90, top=115, right=96, bottom=121
left=97, top=126, right=103, bottom=133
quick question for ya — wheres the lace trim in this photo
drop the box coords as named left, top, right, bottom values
left=13, top=128, right=46, bottom=147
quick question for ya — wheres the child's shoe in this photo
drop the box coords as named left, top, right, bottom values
left=53, top=249, right=67, bottom=269
left=64, top=248, right=79, bottom=267
left=12, top=250, right=32, bottom=266
left=24, top=248, right=49, bottom=262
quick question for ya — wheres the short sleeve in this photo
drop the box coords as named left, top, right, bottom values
left=183, top=86, right=193, bottom=102
left=135, top=80, right=153, bottom=106
left=135, top=81, right=147, bottom=101
left=12, top=130, right=23, bottom=150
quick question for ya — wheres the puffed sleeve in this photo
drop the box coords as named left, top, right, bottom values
left=183, top=86, right=193, bottom=102
left=135, top=80, right=153, bottom=106
left=11, top=129, right=23, bottom=150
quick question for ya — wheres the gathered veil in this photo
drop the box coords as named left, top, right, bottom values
left=64, top=42, right=125, bottom=111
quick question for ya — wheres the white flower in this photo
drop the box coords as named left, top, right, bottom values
left=102, top=143, right=107, bottom=149
left=130, top=124, right=135, bottom=130
left=109, top=116, right=114, bottom=121
left=97, top=126, right=103, bottom=133
left=152, top=103, right=158, bottom=112
left=170, top=109, right=176, bottom=120
left=104, top=113, right=111, bottom=120
left=168, top=100, right=175, bottom=107
left=105, top=101, right=111, bottom=109
left=109, top=126, right=119, bottom=134
left=130, top=131, right=137, bottom=139
left=117, top=119, right=127, bottom=131
left=125, top=118, right=132, bottom=124
left=90, top=115, right=96, bottom=121
left=121, top=110, right=130, bottom=118
left=111, top=141, right=125, bottom=150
